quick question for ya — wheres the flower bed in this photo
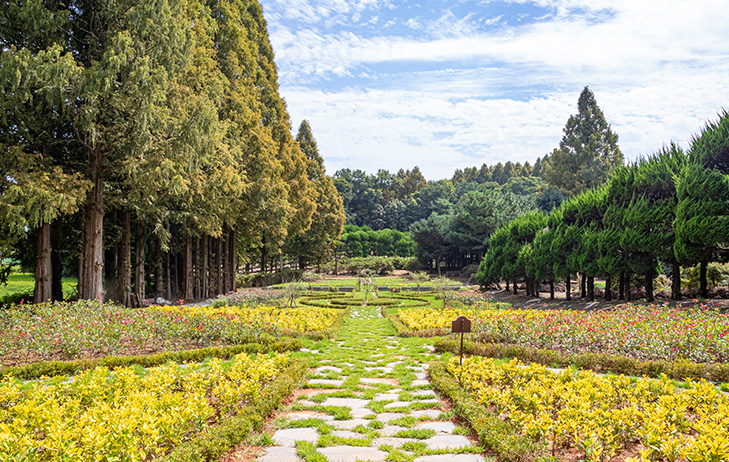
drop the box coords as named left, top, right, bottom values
left=448, top=356, right=729, bottom=461
left=0, top=301, right=335, bottom=366
left=0, top=353, right=291, bottom=461
left=470, top=302, right=729, bottom=363
left=398, top=302, right=729, bottom=363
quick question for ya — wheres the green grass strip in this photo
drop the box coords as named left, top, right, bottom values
left=2, top=338, right=303, bottom=380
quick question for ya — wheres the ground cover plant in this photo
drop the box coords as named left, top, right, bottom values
left=153, top=305, right=338, bottom=335
left=0, top=352, right=292, bottom=461
left=448, top=356, right=729, bottom=461
left=0, top=301, right=336, bottom=366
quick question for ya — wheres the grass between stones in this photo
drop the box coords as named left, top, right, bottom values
left=256, top=303, right=491, bottom=462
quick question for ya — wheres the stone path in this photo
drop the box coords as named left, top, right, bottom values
left=258, top=305, right=488, bottom=462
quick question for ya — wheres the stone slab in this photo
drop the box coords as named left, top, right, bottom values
left=320, top=398, right=370, bottom=409
left=309, top=379, right=345, bottom=386
left=411, top=390, right=436, bottom=397
left=372, top=437, right=417, bottom=449
left=384, top=401, right=411, bottom=409
left=331, top=430, right=368, bottom=440
left=424, top=435, right=473, bottom=450
left=258, top=446, right=303, bottom=462
left=411, top=380, right=430, bottom=386
left=317, top=446, right=388, bottom=462
left=411, top=410, right=442, bottom=419
left=284, top=411, right=334, bottom=422
left=373, top=393, right=400, bottom=402
left=374, top=412, right=407, bottom=423
left=413, top=455, right=486, bottom=462
left=330, top=419, right=371, bottom=430
left=379, top=425, right=408, bottom=437
left=361, top=378, right=399, bottom=385
left=350, top=408, right=375, bottom=418
left=415, top=421, right=457, bottom=433
left=272, top=428, right=319, bottom=447
left=315, top=366, right=343, bottom=374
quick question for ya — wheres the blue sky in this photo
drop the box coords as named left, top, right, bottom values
left=258, top=0, right=729, bottom=179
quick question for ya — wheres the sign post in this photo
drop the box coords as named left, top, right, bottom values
left=451, top=315, right=472, bottom=365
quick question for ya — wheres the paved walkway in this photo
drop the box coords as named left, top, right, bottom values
left=258, top=305, right=487, bottom=462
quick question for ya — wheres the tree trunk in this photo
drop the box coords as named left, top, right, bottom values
left=505, top=279, right=509, bottom=291
left=183, top=234, right=193, bottom=300
left=229, top=229, right=237, bottom=292
left=645, top=271, right=654, bottom=302
left=202, top=235, right=209, bottom=299
left=281, top=252, right=285, bottom=284
left=587, top=275, right=594, bottom=302
left=78, top=163, right=104, bottom=301
left=605, top=276, right=612, bottom=301
left=216, top=237, right=223, bottom=296
left=549, top=279, right=554, bottom=300
left=34, top=222, right=52, bottom=304
left=120, top=211, right=132, bottom=307
left=534, top=277, right=540, bottom=298
left=134, top=221, right=145, bottom=303
left=260, top=235, right=266, bottom=274
left=671, top=259, right=681, bottom=300
left=165, top=251, right=172, bottom=300
left=619, top=271, right=625, bottom=300
left=172, top=252, right=179, bottom=300
left=700, top=260, right=708, bottom=298
left=154, top=240, right=163, bottom=299
left=194, top=237, right=201, bottom=299
left=580, top=272, right=587, bottom=298
left=51, top=218, right=63, bottom=301
left=512, top=279, right=517, bottom=295
left=525, top=277, right=532, bottom=297
left=565, top=275, right=571, bottom=300
left=626, top=270, right=632, bottom=301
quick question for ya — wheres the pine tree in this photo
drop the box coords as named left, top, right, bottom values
left=545, top=86, right=624, bottom=196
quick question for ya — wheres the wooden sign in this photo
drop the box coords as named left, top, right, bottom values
left=451, top=316, right=472, bottom=333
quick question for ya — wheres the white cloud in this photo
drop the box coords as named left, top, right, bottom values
left=262, top=0, right=729, bottom=178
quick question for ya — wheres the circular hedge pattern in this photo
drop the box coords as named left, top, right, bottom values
left=298, top=293, right=430, bottom=309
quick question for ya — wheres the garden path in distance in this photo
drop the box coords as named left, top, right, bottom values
left=257, top=305, right=489, bottom=462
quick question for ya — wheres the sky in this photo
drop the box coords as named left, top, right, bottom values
left=258, top=0, right=729, bottom=180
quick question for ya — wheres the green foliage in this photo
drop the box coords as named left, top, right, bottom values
left=340, top=225, right=416, bottom=258
left=160, top=359, right=308, bottom=462
left=544, top=87, right=624, bottom=196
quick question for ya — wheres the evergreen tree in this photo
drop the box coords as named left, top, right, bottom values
left=287, top=120, right=345, bottom=268
left=545, top=86, right=623, bottom=196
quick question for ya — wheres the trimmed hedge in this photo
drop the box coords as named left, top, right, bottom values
left=433, top=337, right=729, bottom=384
left=429, top=360, right=555, bottom=462
left=1, top=338, right=303, bottom=380
left=159, top=358, right=308, bottom=462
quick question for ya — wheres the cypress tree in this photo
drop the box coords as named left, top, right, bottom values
left=545, top=86, right=624, bottom=196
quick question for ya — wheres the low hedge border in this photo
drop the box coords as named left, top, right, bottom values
left=159, top=358, right=309, bottom=462
left=433, top=337, right=729, bottom=384
left=428, top=360, right=555, bottom=462
left=385, top=309, right=448, bottom=337
left=1, top=338, right=304, bottom=380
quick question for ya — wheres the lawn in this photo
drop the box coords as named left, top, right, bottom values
left=0, top=271, right=77, bottom=301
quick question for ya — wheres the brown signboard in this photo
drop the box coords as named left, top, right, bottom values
left=451, top=316, right=471, bottom=333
